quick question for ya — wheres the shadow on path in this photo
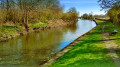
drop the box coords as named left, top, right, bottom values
left=102, top=24, right=120, bottom=67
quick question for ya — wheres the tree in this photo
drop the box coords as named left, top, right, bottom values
left=107, top=5, right=120, bottom=24
left=68, top=7, right=77, bottom=13
left=68, top=7, right=78, bottom=22
left=98, top=0, right=120, bottom=9
left=81, top=13, right=93, bottom=19
left=16, top=0, right=41, bottom=32
left=0, top=0, right=78, bottom=32
left=98, top=0, right=120, bottom=25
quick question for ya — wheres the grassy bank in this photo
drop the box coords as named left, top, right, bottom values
left=0, top=21, right=52, bottom=41
left=0, top=20, right=73, bottom=42
left=50, top=20, right=116, bottom=67
left=0, top=22, right=47, bottom=42
left=101, top=20, right=120, bottom=58
left=0, top=25, right=24, bottom=41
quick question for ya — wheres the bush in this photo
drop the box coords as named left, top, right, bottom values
left=61, top=12, right=78, bottom=22
left=81, top=13, right=93, bottom=19
left=107, top=6, right=120, bottom=25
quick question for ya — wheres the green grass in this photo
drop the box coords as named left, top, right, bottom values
left=0, top=25, right=24, bottom=40
left=100, top=20, right=120, bottom=58
left=0, top=22, right=49, bottom=40
left=0, top=21, right=50, bottom=40
left=30, top=22, right=49, bottom=29
left=1, top=25, right=23, bottom=29
left=50, top=20, right=116, bottom=67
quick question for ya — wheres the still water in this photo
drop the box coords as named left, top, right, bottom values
left=0, top=19, right=96, bottom=67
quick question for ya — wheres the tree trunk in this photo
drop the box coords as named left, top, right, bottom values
left=24, top=11, right=29, bottom=32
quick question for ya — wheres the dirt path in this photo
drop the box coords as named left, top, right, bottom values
left=102, top=25, right=120, bottom=67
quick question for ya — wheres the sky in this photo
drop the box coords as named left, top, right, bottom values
left=60, top=0, right=106, bottom=16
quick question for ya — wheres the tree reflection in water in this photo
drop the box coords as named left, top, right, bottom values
left=0, top=19, right=96, bottom=67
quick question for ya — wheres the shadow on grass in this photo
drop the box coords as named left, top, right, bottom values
left=80, top=38, right=120, bottom=43
left=52, top=41, right=115, bottom=67
left=64, top=58, right=115, bottom=67
left=52, top=38, right=115, bottom=67
left=57, top=40, right=108, bottom=60
left=51, top=21, right=116, bottom=67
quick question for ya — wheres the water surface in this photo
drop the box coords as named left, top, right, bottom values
left=0, top=19, right=96, bottom=67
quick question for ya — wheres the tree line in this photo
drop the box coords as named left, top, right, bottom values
left=81, top=13, right=93, bottom=20
left=98, top=0, right=120, bottom=25
left=0, top=0, right=78, bottom=31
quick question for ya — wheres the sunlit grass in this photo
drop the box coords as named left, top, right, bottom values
left=101, top=20, right=120, bottom=58
left=50, top=20, right=115, bottom=67
left=0, top=25, right=25, bottom=41
left=30, top=22, right=49, bottom=29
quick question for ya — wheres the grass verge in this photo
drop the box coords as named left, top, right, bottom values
left=100, top=20, right=120, bottom=58
left=0, top=22, right=49, bottom=41
left=30, top=22, right=49, bottom=29
left=50, top=20, right=116, bottom=67
left=0, top=25, right=24, bottom=40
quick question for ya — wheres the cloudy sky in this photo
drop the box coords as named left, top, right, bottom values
left=60, top=0, right=106, bottom=16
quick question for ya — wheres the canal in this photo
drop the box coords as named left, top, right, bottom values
left=0, top=19, right=96, bottom=67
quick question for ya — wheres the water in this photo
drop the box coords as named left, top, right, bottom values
left=0, top=19, right=96, bottom=67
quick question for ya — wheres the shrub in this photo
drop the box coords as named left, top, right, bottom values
left=107, top=6, right=120, bottom=25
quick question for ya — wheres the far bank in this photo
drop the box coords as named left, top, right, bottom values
left=0, top=19, right=78, bottom=42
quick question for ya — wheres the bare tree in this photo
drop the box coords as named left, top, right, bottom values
left=98, top=0, right=120, bottom=9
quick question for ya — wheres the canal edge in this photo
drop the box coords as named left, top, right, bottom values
left=0, top=21, right=74, bottom=42
left=39, top=21, right=99, bottom=67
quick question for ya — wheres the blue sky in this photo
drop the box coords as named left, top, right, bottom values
left=60, top=0, right=106, bottom=16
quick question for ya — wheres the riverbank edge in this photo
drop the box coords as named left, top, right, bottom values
left=39, top=20, right=98, bottom=67
left=0, top=20, right=75, bottom=42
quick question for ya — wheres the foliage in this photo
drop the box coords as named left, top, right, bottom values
left=81, top=13, right=93, bottom=20
left=107, top=6, right=120, bottom=25
left=0, top=25, right=24, bottom=40
left=0, top=0, right=78, bottom=32
left=98, top=0, right=120, bottom=25
left=94, top=14, right=108, bottom=19
left=1, top=25, right=23, bottom=30
left=98, top=0, right=120, bottom=9
left=30, top=22, right=48, bottom=29
left=61, top=7, right=79, bottom=22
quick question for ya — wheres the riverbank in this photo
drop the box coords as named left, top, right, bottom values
left=0, top=19, right=75, bottom=42
left=101, top=20, right=120, bottom=62
left=49, top=20, right=116, bottom=67
left=39, top=20, right=98, bottom=67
